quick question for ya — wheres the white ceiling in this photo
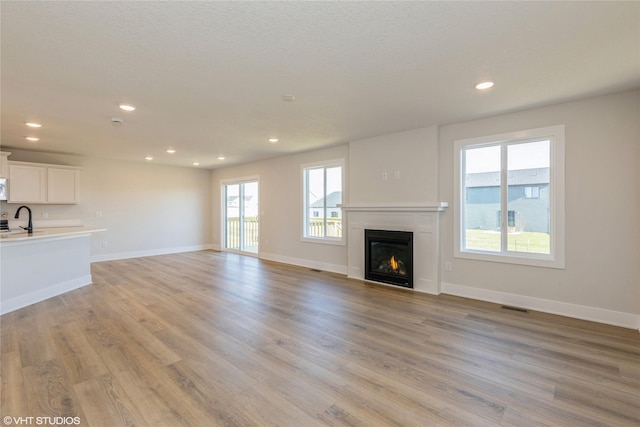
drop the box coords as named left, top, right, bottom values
left=2, top=1, right=639, bottom=169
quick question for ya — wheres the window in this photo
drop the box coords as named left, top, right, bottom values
left=525, top=186, right=541, bottom=199
left=302, top=159, right=344, bottom=243
left=454, top=125, right=565, bottom=268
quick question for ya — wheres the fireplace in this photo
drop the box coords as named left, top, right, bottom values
left=365, top=229, right=413, bottom=288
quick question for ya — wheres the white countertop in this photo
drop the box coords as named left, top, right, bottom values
left=0, top=227, right=106, bottom=244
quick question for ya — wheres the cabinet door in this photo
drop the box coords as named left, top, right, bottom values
left=8, top=164, right=47, bottom=203
left=48, top=168, right=79, bottom=204
left=9, top=165, right=47, bottom=203
left=0, top=153, right=9, bottom=178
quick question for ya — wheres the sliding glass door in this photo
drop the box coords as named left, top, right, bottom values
left=224, top=180, right=259, bottom=254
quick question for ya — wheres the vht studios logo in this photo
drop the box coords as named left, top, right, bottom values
left=2, top=416, right=81, bottom=425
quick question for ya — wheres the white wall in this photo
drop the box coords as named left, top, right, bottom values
left=1, top=150, right=212, bottom=261
left=348, top=126, right=439, bottom=204
left=209, top=125, right=439, bottom=279
left=438, top=90, right=640, bottom=327
left=211, top=144, right=349, bottom=274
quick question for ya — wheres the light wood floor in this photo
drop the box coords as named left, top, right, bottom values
left=1, top=250, right=639, bottom=426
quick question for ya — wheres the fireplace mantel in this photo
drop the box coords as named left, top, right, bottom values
left=343, top=203, right=446, bottom=295
left=340, top=202, right=448, bottom=213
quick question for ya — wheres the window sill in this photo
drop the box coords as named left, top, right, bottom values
left=302, top=236, right=345, bottom=246
left=455, top=249, right=565, bottom=269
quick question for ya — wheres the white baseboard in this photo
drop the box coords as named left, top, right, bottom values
left=442, top=282, right=640, bottom=331
left=91, top=244, right=213, bottom=263
left=259, top=251, right=348, bottom=275
left=1, top=275, right=92, bottom=315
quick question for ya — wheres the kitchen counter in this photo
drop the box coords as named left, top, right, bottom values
left=1, top=226, right=106, bottom=314
left=0, top=226, right=106, bottom=243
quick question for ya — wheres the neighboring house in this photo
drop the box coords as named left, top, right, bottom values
left=465, top=167, right=550, bottom=233
left=226, top=195, right=258, bottom=218
left=309, top=191, right=342, bottom=219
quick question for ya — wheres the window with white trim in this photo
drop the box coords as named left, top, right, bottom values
left=525, top=186, right=540, bottom=199
left=454, top=125, right=565, bottom=268
left=302, top=159, right=344, bottom=243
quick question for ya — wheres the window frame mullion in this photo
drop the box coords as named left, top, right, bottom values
left=500, top=143, right=508, bottom=254
left=323, top=167, right=328, bottom=237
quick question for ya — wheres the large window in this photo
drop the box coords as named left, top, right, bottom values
left=454, top=125, right=565, bottom=268
left=302, top=159, right=344, bottom=243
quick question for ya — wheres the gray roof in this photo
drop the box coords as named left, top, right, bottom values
left=226, top=195, right=254, bottom=203
left=310, top=191, right=342, bottom=208
left=465, top=167, right=549, bottom=188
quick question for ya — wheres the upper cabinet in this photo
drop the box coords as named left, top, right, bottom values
left=48, top=167, right=80, bottom=204
left=0, top=151, right=10, bottom=178
left=7, top=161, right=80, bottom=204
left=7, top=163, right=47, bottom=203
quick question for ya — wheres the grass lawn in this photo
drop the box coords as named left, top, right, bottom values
left=465, top=229, right=550, bottom=254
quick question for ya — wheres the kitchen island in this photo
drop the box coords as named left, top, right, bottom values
left=0, top=227, right=105, bottom=314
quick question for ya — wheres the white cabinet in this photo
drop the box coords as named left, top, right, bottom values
left=48, top=167, right=80, bottom=204
left=0, top=151, right=10, bottom=178
left=8, top=163, right=47, bottom=203
left=0, top=152, right=10, bottom=201
left=8, top=161, right=80, bottom=204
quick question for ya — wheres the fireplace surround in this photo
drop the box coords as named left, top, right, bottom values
left=342, top=203, right=447, bottom=294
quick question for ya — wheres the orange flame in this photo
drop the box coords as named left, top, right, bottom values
left=390, top=255, right=398, bottom=271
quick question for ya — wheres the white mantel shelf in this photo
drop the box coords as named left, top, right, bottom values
left=340, top=202, right=448, bottom=212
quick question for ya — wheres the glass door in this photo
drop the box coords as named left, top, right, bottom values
left=224, top=180, right=258, bottom=254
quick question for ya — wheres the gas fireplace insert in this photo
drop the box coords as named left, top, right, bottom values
left=364, top=229, right=413, bottom=288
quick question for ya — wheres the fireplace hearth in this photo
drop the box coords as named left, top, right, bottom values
left=365, top=229, right=413, bottom=288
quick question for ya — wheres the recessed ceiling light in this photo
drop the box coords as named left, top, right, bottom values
left=217, top=156, right=226, bottom=160
left=268, top=138, right=279, bottom=143
left=144, top=156, right=153, bottom=161
left=25, top=122, right=42, bottom=128
left=192, top=162, right=200, bottom=166
left=25, top=136, right=39, bottom=142
left=475, top=81, right=494, bottom=90
left=119, top=103, right=136, bottom=111
left=281, top=94, right=296, bottom=102
left=166, top=148, right=176, bottom=154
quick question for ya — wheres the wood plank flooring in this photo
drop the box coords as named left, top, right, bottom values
left=1, top=250, right=639, bottom=426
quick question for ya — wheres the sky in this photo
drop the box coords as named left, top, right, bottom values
left=465, top=140, right=550, bottom=174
